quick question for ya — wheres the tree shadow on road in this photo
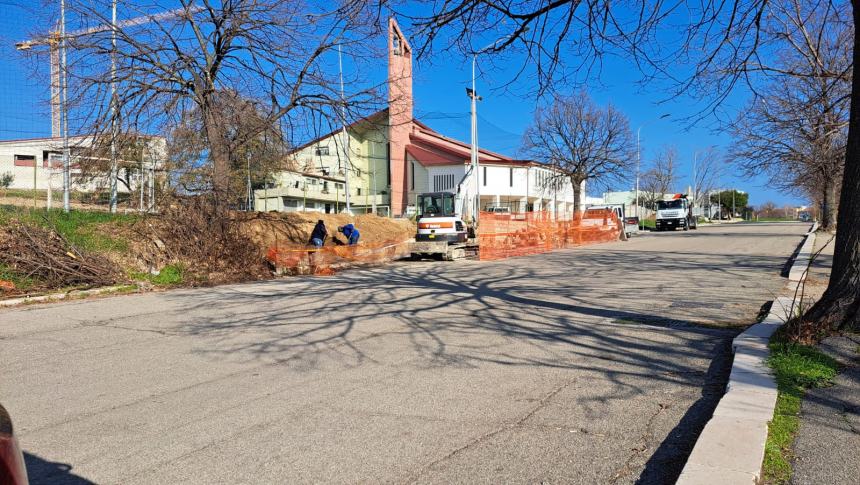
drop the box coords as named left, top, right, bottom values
left=155, top=246, right=792, bottom=482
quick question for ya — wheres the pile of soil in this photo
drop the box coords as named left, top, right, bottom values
left=239, top=211, right=415, bottom=249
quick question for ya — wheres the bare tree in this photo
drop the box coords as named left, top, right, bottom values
left=730, top=2, right=850, bottom=231
left=40, top=0, right=382, bottom=208
left=165, top=90, right=291, bottom=203
left=402, top=0, right=860, bottom=332
left=640, top=146, right=678, bottom=210
left=759, top=201, right=778, bottom=219
left=691, top=148, right=725, bottom=211
left=522, top=92, right=635, bottom=211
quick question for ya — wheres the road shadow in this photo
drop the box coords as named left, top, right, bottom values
left=24, top=452, right=95, bottom=485
left=147, top=230, right=799, bottom=482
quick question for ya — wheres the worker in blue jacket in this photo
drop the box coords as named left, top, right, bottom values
left=338, top=224, right=360, bottom=245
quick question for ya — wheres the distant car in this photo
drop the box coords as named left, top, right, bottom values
left=484, top=206, right=512, bottom=220
left=624, top=216, right=640, bottom=236
left=0, top=404, right=28, bottom=485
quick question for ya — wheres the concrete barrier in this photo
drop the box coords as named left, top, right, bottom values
left=677, top=226, right=817, bottom=484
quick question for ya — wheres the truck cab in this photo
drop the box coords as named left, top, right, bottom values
left=655, top=195, right=697, bottom=231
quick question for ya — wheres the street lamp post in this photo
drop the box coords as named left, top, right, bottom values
left=337, top=44, right=351, bottom=214
left=635, top=113, right=670, bottom=230
left=468, top=56, right=481, bottom=227
left=468, top=32, right=524, bottom=229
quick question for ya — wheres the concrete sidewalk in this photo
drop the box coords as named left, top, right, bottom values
left=791, top=334, right=860, bottom=485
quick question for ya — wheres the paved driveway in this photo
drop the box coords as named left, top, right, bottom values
left=0, top=222, right=807, bottom=484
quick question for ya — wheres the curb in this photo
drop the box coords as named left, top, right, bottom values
left=788, top=222, right=819, bottom=282
left=677, top=224, right=817, bottom=484
left=0, top=285, right=136, bottom=308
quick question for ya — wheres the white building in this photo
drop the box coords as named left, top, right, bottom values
left=0, top=135, right=165, bottom=196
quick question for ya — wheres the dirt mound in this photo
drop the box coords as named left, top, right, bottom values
left=238, top=211, right=415, bottom=249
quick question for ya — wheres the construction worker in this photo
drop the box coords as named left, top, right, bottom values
left=337, top=224, right=360, bottom=245
left=309, top=220, right=327, bottom=248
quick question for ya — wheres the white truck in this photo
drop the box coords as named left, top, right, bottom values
left=655, top=194, right=697, bottom=231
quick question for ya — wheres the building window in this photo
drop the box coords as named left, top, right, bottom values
left=357, top=187, right=362, bottom=196
left=306, top=201, right=316, bottom=209
left=282, top=198, right=298, bottom=208
left=483, top=166, right=487, bottom=186
left=14, top=154, right=35, bottom=167
left=335, top=183, right=344, bottom=190
left=356, top=168, right=362, bottom=177
left=433, top=173, right=456, bottom=192
left=411, top=162, right=415, bottom=190
left=315, top=146, right=330, bottom=156
left=510, top=168, right=514, bottom=187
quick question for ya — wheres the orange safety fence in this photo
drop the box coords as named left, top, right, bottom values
left=478, top=210, right=621, bottom=261
left=266, top=239, right=412, bottom=275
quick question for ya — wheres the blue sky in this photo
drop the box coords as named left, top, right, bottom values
left=0, top=1, right=806, bottom=207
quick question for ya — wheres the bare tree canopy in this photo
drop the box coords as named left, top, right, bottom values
left=167, top=90, right=291, bottom=200
left=522, top=92, right=635, bottom=210
left=691, top=147, right=725, bottom=210
left=36, top=0, right=384, bottom=206
left=640, top=146, right=678, bottom=210
left=730, top=1, right=850, bottom=230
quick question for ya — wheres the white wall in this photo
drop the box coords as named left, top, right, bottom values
left=0, top=136, right=164, bottom=193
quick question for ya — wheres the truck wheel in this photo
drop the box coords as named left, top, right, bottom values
left=683, top=224, right=689, bottom=231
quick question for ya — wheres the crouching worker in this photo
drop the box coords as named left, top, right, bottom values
left=338, top=224, right=360, bottom=245
left=309, top=220, right=327, bottom=248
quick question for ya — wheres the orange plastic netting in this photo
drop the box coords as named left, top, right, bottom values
left=477, top=210, right=621, bottom=261
left=266, top=240, right=411, bottom=275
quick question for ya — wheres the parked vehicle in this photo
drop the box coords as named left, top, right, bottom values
left=410, top=192, right=476, bottom=260
left=584, top=204, right=634, bottom=236
left=1, top=403, right=29, bottom=485
left=655, top=194, right=697, bottom=231
left=624, top=216, right=640, bottom=236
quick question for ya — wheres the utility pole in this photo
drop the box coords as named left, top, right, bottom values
left=468, top=55, right=481, bottom=227
left=337, top=44, right=351, bottom=214
left=109, top=0, right=118, bottom=213
left=60, top=0, right=70, bottom=212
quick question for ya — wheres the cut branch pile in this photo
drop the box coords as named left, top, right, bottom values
left=135, top=198, right=270, bottom=283
left=0, top=221, right=119, bottom=290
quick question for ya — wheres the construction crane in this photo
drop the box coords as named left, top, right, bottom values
left=15, top=5, right=199, bottom=212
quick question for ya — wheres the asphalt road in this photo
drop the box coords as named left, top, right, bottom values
left=0, top=222, right=808, bottom=484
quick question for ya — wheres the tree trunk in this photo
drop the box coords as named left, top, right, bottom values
left=803, top=1, right=860, bottom=332
left=203, top=105, right=231, bottom=209
left=571, top=177, right=583, bottom=215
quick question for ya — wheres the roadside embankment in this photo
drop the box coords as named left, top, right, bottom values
left=0, top=204, right=414, bottom=301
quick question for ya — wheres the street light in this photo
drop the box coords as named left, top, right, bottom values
left=468, top=30, right=524, bottom=228
left=636, top=113, right=670, bottom=230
